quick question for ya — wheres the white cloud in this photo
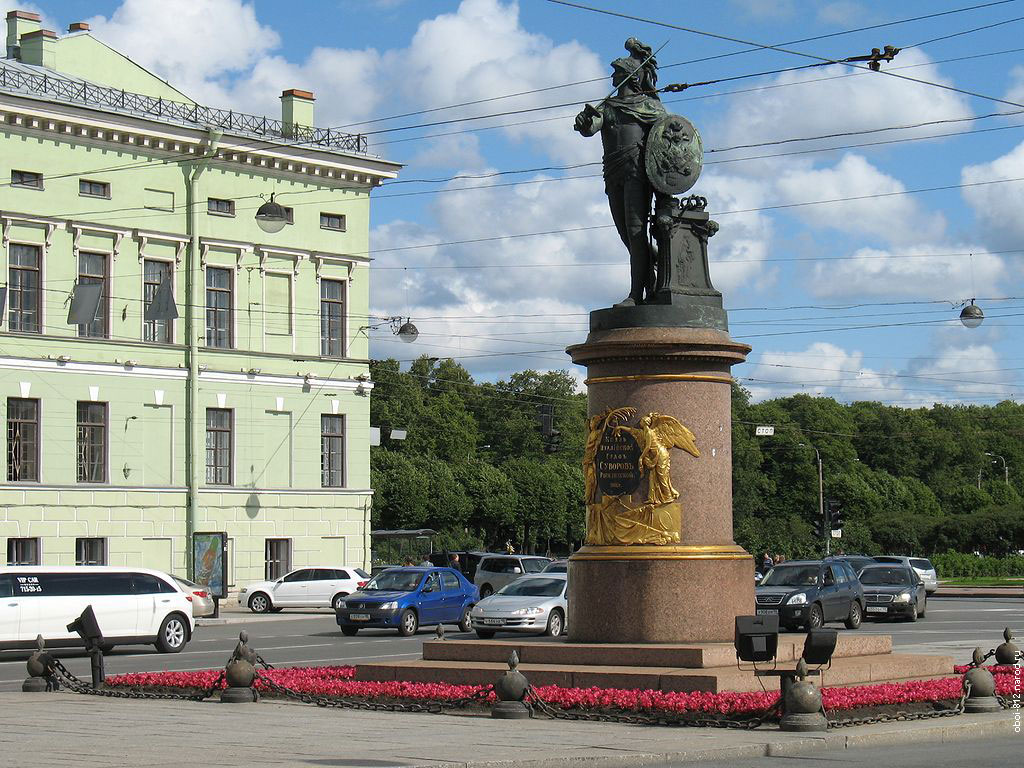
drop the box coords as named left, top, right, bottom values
left=713, top=48, right=973, bottom=158
left=806, top=243, right=1003, bottom=300
left=409, top=134, right=487, bottom=170
left=961, top=139, right=1024, bottom=250
left=775, top=154, right=946, bottom=245
left=816, top=2, right=871, bottom=26
left=910, top=343, right=1017, bottom=401
left=703, top=173, right=775, bottom=294
left=743, top=342, right=907, bottom=402
left=1006, top=65, right=1024, bottom=104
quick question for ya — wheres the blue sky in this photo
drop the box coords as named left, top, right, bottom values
left=24, top=0, right=1024, bottom=406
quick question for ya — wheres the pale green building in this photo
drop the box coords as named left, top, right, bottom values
left=0, top=11, right=400, bottom=590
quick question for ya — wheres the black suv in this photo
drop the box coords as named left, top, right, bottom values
left=754, top=560, right=865, bottom=631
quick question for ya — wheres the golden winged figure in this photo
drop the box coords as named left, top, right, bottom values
left=582, top=406, right=636, bottom=504
left=615, top=412, right=699, bottom=505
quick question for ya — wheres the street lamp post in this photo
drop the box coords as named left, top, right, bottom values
left=799, top=443, right=827, bottom=556
left=985, top=452, right=1009, bottom=485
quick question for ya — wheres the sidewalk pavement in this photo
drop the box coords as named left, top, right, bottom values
left=1, top=692, right=1015, bottom=768
left=933, top=585, right=1023, bottom=598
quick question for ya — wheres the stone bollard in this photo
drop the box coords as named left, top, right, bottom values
left=221, top=631, right=259, bottom=703
left=23, top=635, right=58, bottom=692
left=491, top=650, right=531, bottom=719
left=435, top=623, right=445, bottom=641
left=995, top=628, right=1020, bottom=665
left=963, top=647, right=1002, bottom=713
left=779, top=659, right=828, bottom=732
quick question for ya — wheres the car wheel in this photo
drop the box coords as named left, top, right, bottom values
left=341, top=627, right=359, bottom=636
left=155, top=614, right=188, bottom=653
left=475, top=629, right=496, bottom=639
left=545, top=610, right=564, bottom=638
left=806, top=603, right=824, bottom=630
left=398, top=609, right=419, bottom=636
left=480, top=584, right=493, bottom=598
left=248, top=593, right=271, bottom=614
left=458, top=606, right=473, bottom=633
left=332, top=593, right=350, bottom=611
left=844, top=600, right=862, bottom=630
left=907, top=600, right=919, bottom=622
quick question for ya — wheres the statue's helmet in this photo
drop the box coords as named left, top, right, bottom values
left=610, top=37, right=658, bottom=91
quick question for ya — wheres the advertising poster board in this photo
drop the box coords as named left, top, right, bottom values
left=193, top=532, right=228, bottom=600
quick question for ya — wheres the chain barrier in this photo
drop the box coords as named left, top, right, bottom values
left=255, top=654, right=274, bottom=670
left=824, top=678, right=970, bottom=728
left=255, top=671, right=495, bottom=714
left=970, top=648, right=998, bottom=667
left=524, top=685, right=781, bottom=729
left=50, top=657, right=225, bottom=703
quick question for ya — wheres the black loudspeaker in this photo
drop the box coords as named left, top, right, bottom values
left=67, top=605, right=105, bottom=647
left=735, top=614, right=779, bottom=663
left=802, top=628, right=838, bottom=666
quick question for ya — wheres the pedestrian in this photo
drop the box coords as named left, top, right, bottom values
left=403, top=557, right=415, bottom=567
left=448, top=553, right=461, bottom=572
left=776, top=553, right=786, bottom=565
left=761, top=551, right=774, bottom=570
left=418, top=556, right=432, bottom=567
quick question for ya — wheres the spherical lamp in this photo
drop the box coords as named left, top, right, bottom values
left=396, top=320, right=419, bottom=343
left=959, top=300, right=984, bottom=329
left=255, top=194, right=287, bottom=234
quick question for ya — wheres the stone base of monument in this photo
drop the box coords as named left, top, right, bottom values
left=354, top=635, right=954, bottom=694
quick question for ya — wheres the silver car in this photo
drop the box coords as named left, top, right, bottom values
left=470, top=573, right=567, bottom=637
left=473, top=555, right=551, bottom=597
left=172, top=575, right=216, bottom=618
left=873, top=556, right=938, bottom=593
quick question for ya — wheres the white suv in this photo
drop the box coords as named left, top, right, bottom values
left=239, top=567, right=370, bottom=612
left=0, top=566, right=195, bottom=653
left=873, top=556, right=938, bottom=593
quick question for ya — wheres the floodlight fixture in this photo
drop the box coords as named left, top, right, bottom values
left=734, top=614, right=779, bottom=663
left=801, top=628, right=838, bottom=666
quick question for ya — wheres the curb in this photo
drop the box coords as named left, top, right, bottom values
left=933, top=590, right=1023, bottom=598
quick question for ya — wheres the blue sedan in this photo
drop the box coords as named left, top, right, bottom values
left=335, top=567, right=478, bottom=636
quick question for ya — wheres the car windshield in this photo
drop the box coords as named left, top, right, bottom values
left=497, top=577, right=565, bottom=597
left=544, top=562, right=567, bottom=573
left=859, top=567, right=913, bottom=585
left=364, top=571, right=423, bottom=592
left=873, top=557, right=903, bottom=564
left=760, top=565, right=819, bottom=587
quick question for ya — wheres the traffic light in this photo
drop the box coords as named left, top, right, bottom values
left=826, top=500, right=843, bottom=530
left=536, top=404, right=562, bottom=453
left=812, top=516, right=824, bottom=538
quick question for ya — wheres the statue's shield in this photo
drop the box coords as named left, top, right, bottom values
left=644, top=113, right=703, bottom=195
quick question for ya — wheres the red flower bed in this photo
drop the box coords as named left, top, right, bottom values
left=105, top=664, right=1019, bottom=715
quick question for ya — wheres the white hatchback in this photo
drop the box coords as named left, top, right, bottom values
left=0, top=566, right=195, bottom=653
left=239, top=566, right=370, bottom=612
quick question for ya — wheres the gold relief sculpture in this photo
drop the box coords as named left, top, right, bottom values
left=582, top=408, right=699, bottom=546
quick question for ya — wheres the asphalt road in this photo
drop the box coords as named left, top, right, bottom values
left=1, top=597, right=1019, bottom=692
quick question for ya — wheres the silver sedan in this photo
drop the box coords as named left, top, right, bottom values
left=470, top=573, right=567, bottom=638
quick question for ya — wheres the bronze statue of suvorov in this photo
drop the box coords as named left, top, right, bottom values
left=575, top=38, right=706, bottom=309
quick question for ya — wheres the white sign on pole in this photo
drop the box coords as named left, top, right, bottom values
left=755, top=426, right=775, bottom=436
left=831, top=530, right=842, bottom=538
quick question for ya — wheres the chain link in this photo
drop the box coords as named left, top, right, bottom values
left=524, top=685, right=780, bottom=729
left=50, top=657, right=225, bottom=702
left=256, top=671, right=494, bottom=714
left=970, top=649, right=998, bottom=667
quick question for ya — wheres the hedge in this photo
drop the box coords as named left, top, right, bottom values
left=930, top=552, right=1024, bottom=578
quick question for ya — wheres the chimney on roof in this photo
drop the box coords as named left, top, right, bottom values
left=20, top=28, right=57, bottom=68
left=6, top=9, right=41, bottom=59
left=281, top=89, right=315, bottom=137
left=68, top=22, right=90, bottom=33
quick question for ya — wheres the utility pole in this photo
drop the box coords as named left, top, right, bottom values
left=799, top=443, right=826, bottom=556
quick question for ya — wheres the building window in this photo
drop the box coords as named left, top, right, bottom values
left=11, top=170, right=43, bottom=189
left=8, top=243, right=41, bottom=333
left=321, top=415, right=345, bottom=487
left=320, top=213, right=346, bottom=231
left=6, top=398, right=39, bottom=482
left=143, top=259, right=173, bottom=343
left=206, top=408, right=232, bottom=485
left=76, top=402, right=107, bottom=483
left=205, top=267, right=233, bottom=348
left=207, top=197, right=235, bottom=216
left=77, top=252, right=109, bottom=338
left=265, top=539, right=291, bottom=581
left=7, top=537, right=40, bottom=565
left=79, top=179, right=110, bottom=198
left=75, top=538, right=107, bottom=566
left=320, top=279, right=345, bottom=357
left=282, top=206, right=294, bottom=224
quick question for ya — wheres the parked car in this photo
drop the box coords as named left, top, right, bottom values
left=857, top=565, right=927, bottom=621
left=826, top=555, right=877, bottom=574
left=471, top=573, right=568, bottom=638
left=754, top=560, right=864, bottom=631
left=0, top=566, right=194, bottom=653
left=542, top=560, right=568, bottom=574
left=474, top=555, right=552, bottom=597
left=172, top=575, right=216, bottom=618
left=238, top=567, right=369, bottom=613
left=335, top=567, right=478, bottom=636
left=872, top=556, right=938, bottom=593
left=427, top=551, right=493, bottom=581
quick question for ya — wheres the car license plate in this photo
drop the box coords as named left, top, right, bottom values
left=483, top=618, right=504, bottom=625
left=350, top=613, right=371, bottom=621
left=866, top=606, right=887, bottom=614
left=755, top=608, right=777, bottom=615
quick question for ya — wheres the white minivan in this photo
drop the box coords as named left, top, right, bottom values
left=0, top=566, right=195, bottom=653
